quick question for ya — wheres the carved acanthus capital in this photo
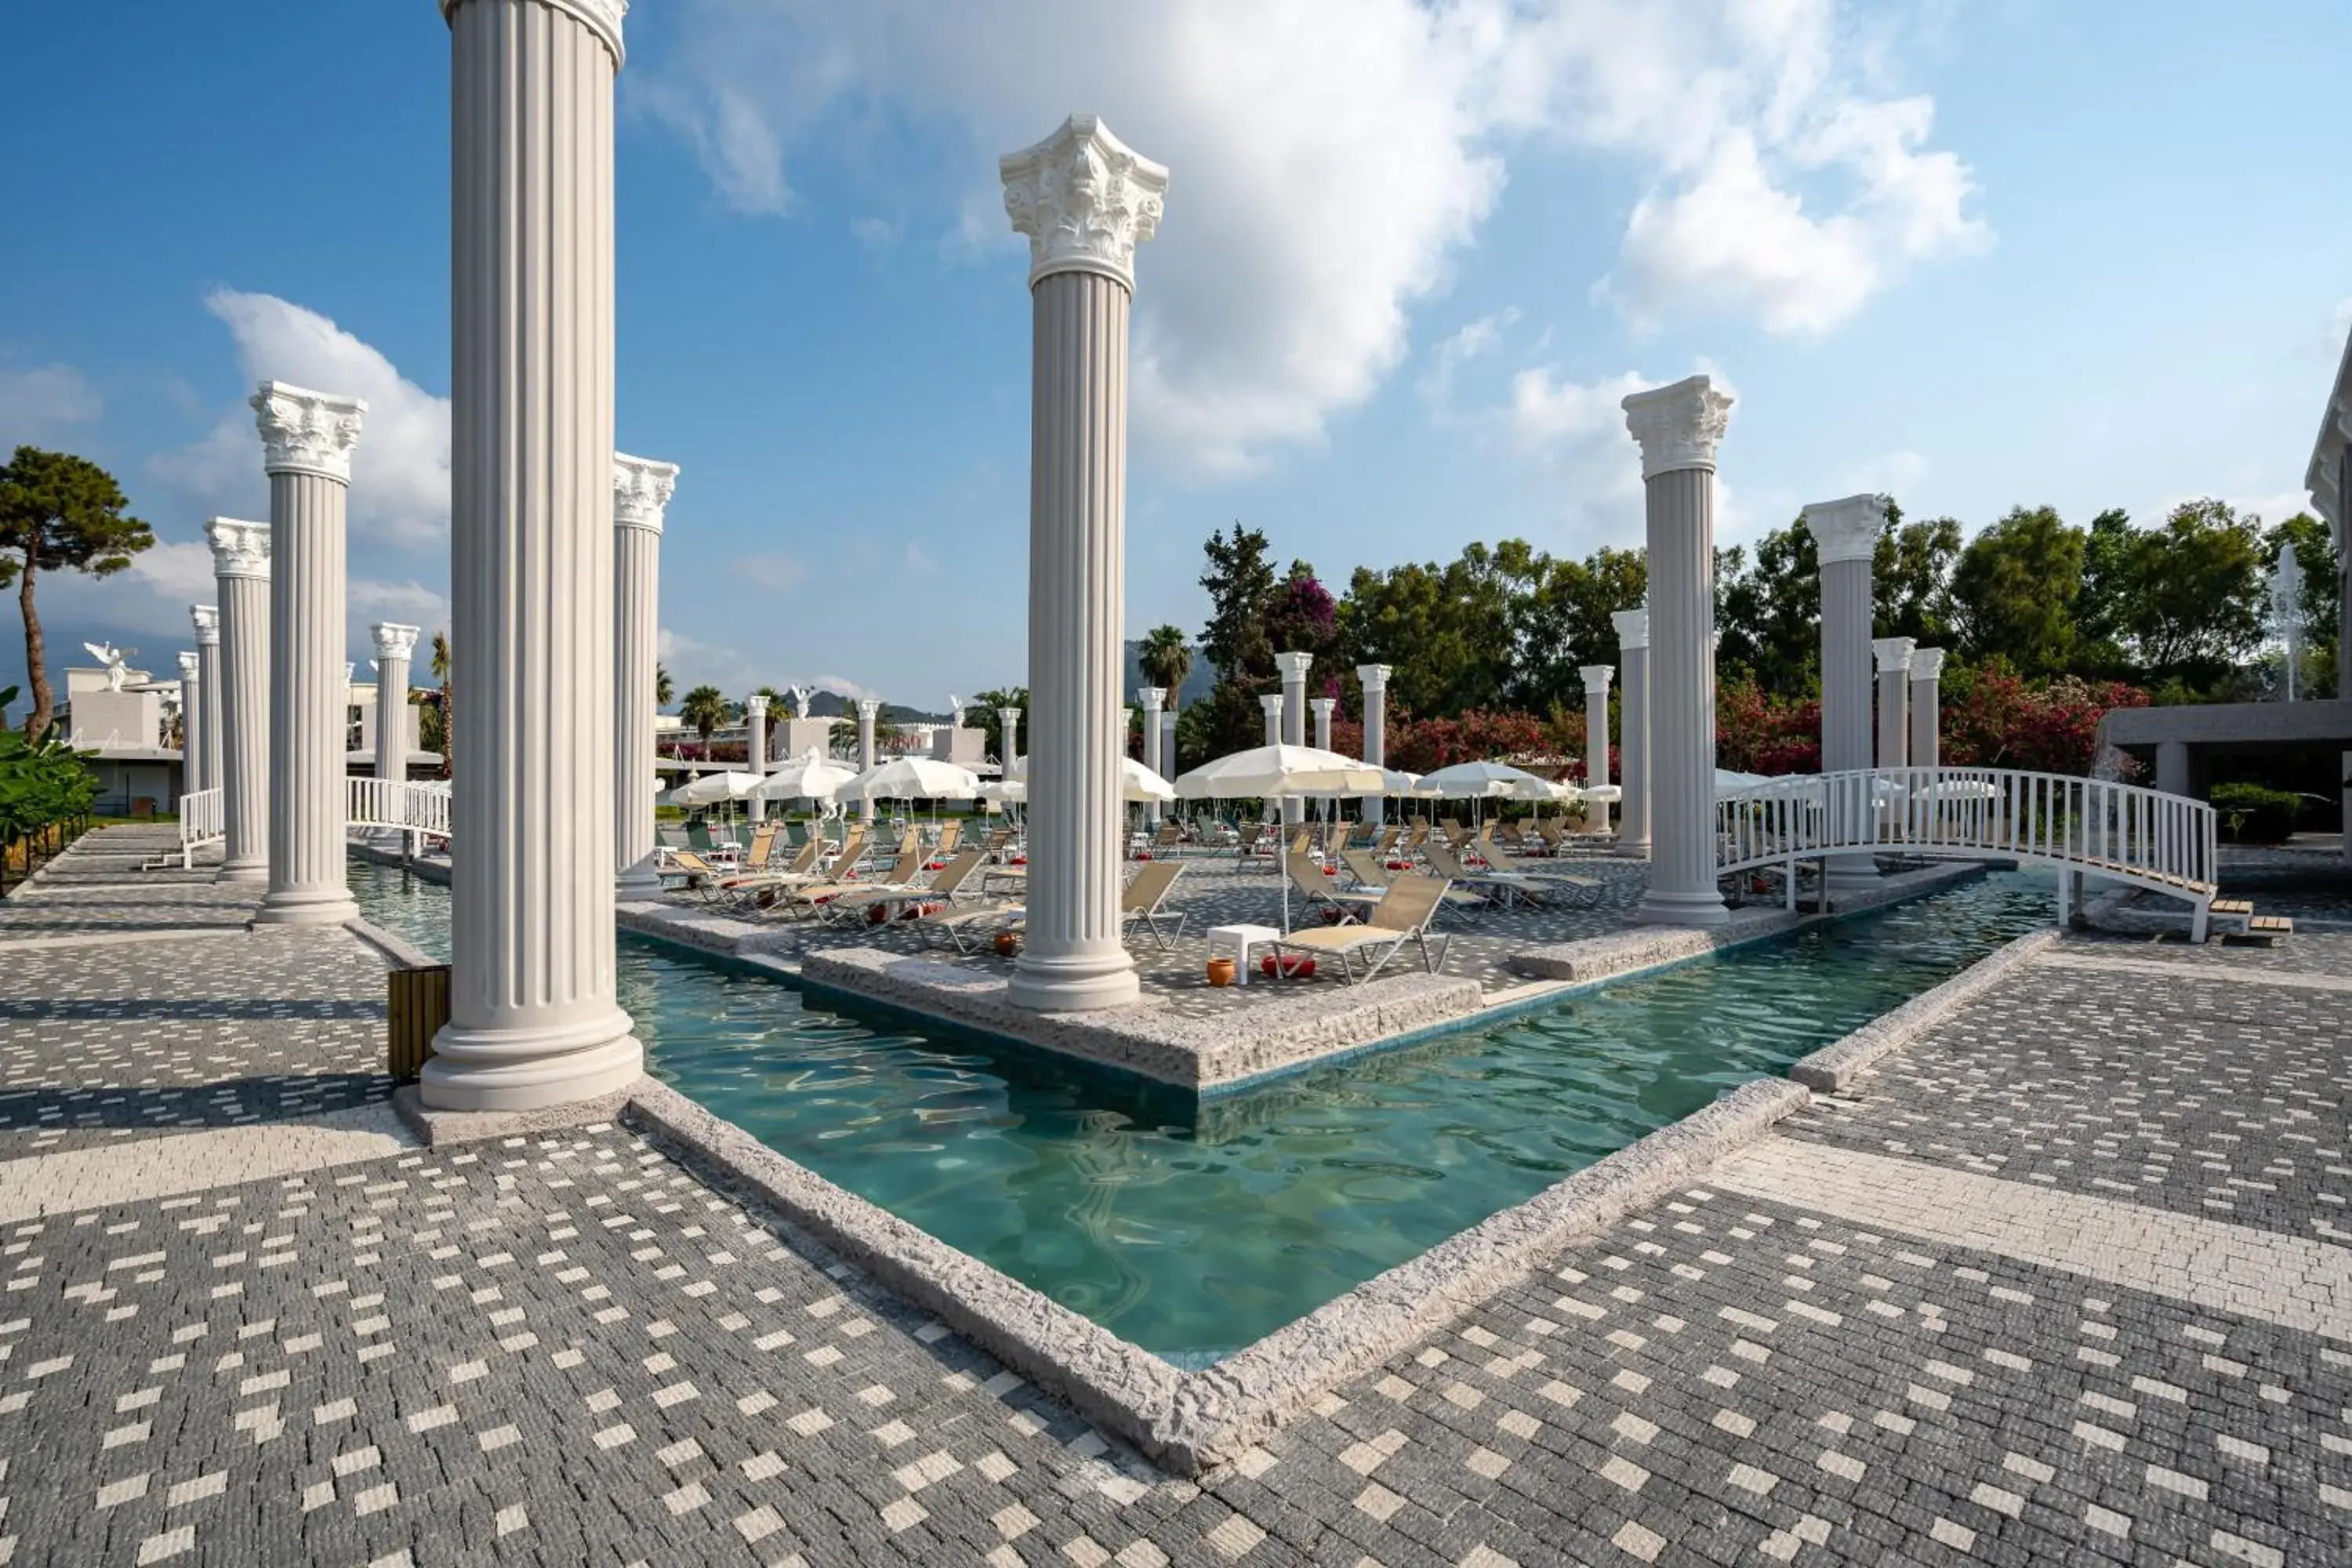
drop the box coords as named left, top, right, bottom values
left=746, top=694, right=769, bottom=719
left=371, top=622, right=422, bottom=662
left=1621, top=375, right=1734, bottom=479
left=1910, top=648, right=1947, bottom=683
left=177, top=652, right=201, bottom=681
left=1871, top=636, right=1918, bottom=676
left=1610, top=608, right=1649, bottom=651
left=205, top=518, right=271, bottom=580
left=1800, top=494, right=1886, bottom=566
left=614, top=452, right=681, bottom=533
left=440, top=0, right=626, bottom=67
left=1579, top=664, right=1614, bottom=691
left=1356, top=663, right=1392, bottom=694
left=1137, top=686, right=1166, bottom=711
left=1000, top=115, right=1168, bottom=292
left=252, top=382, right=366, bottom=482
left=191, top=605, right=220, bottom=644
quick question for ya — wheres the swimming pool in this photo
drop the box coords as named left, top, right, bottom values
left=350, top=860, right=2051, bottom=1361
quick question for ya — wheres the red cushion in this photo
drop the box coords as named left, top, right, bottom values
left=1259, top=953, right=1316, bottom=978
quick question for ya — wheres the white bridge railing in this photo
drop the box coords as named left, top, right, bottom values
left=1715, top=765, right=2219, bottom=938
left=175, top=788, right=224, bottom=868
left=347, top=777, right=453, bottom=840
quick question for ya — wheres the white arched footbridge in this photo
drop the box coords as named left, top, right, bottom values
left=1716, top=766, right=2220, bottom=940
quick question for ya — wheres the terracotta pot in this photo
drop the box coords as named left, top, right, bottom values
left=993, top=930, right=1022, bottom=957
left=1205, top=956, right=1238, bottom=988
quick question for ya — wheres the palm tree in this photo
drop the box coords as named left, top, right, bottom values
left=428, top=630, right=452, bottom=778
left=1139, top=623, right=1192, bottom=704
left=680, top=684, right=731, bottom=745
left=655, top=662, right=674, bottom=707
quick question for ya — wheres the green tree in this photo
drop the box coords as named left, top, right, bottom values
left=968, top=686, right=1029, bottom=766
left=1947, top=505, right=2085, bottom=677
left=2077, top=499, right=2267, bottom=691
left=2266, top=511, right=2341, bottom=698
left=428, top=630, right=453, bottom=778
left=1194, top=523, right=1283, bottom=755
left=679, top=684, right=731, bottom=743
left=654, top=663, right=675, bottom=708
left=0, top=447, right=155, bottom=735
left=1716, top=523, right=1819, bottom=692
left=1875, top=503, right=1963, bottom=646
left=1138, top=623, right=1192, bottom=706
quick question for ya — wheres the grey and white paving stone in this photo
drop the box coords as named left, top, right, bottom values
left=1, top=826, right=2347, bottom=1566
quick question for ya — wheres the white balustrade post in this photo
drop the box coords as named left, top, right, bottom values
left=1138, top=686, right=1165, bottom=827
left=613, top=452, right=675, bottom=898
left=205, top=520, right=270, bottom=881
left=191, top=605, right=223, bottom=797
left=1874, top=637, right=1916, bottom=769
left=1000, top=114, right=1165, bottom=1014
left=1579, top=663, right=1613, bottom=834
left=1910, top=648, right=1945, bottom=770
left=855, top=699, right=880, bottom=822
left=1611, top=610, right=1650, bottom=853
left=1624, top=376, right=1733, bottom=926
left=744, top=693, right=769, bottom=825
left=175, top=652, right=203, bottom=801
left=370, top=623, right=419, bottom=796
left=251, top=382, right=364, bottom=926
left=425, top=0, right=641, bottom=1111
left=1275, top=651, right=1312, bottom=828
left=1357, top=663, right=1390, bottom=826
left=1805, top=494, right=1884, bottom=889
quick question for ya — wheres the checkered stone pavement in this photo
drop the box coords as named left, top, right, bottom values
left=0, top=826, right=255, bottom=937
left=1780, top=945, right=2352, bottom=1246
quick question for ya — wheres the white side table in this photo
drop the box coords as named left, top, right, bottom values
left=1204, top=922, right=1283, bottom=986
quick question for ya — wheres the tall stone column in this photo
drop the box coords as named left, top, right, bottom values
left=1001, top=114, right=1165, bottom=1014
left=250, top=382, right=365, bottom=927
left=1909, top=648, right=1945, bottom=770
left=175, top=652, right=203, bottom=798
left=613, top=452, right=676, bottom=898
left=371, top=623, right=419, bottom=786
left=1804, top=495, right=1883, bottom=889
left=191, top=605, right=223, bottom=797
left=998, top=704, right=1022, bottom=769
left=205, top=520, right=270, bottom=880
left=1160, top=710, right=1176, bottom=782
left=1310, top=695, right=1334, bottom=752
left=1260, top=691, right=1284, bottom=826
left=1276, top=651, right=1312, bottom=826
left=425, top=0, right=640, bottom=1111
left=1357, top=663, right=1389, bottom=826
left=1138, top=686, right=1165, bottom=826
left=1611, top=610, right=1650, bottom=853
left=1874, top=637, right=1916, bottom=769
left=1579, top=664, right=1613, bottom=834
left=855, top=698, right=880, bottom=822
left=744, top=693, right=769, bottom=824
left=1624, top=375, right=1733, bottom=927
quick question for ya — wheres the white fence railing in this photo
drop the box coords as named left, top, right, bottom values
left=176, top=787, right=224, bottom=867
left=347, top=777, right=453, bottom=839
left=1715, top=766, right=2218, bottom=936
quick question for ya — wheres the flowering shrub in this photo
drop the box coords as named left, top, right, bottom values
left=1942, top=666, right=2149, bottom=775
left=1715, top=681, right=1822, bottom=775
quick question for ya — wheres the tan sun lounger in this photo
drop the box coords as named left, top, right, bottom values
left=1269, top=874, right=1453, bottom=984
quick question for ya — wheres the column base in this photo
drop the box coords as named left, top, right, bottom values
left=1633, top=887, right=1731, bottom=927
left=420, top=1010, right=644, bottom=1112
left=1822, top=853, right=1881, bottom=893
left=218, top=858, right=269, bottom=883
left=616, top=860, right=665, bottom=902
left=1007, top=946, right=1142, bottom=1013
left=252, top=887, right=361, bottom=926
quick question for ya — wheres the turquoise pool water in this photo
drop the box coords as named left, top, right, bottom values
left=350, top=861, right=2053, bottom=1362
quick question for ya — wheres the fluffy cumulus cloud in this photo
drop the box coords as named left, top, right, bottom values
left=152, top=290, right=451, bottom=549
left=637, top=0, right=1982, bottom=476
left=0, top=362, right=103, bottom=448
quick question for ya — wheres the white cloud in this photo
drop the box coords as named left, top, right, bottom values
left=151, top=290, right=451, bottom=550
left=850, top=216, right=902, bottom=249
left=640, top=0, right=1981, bottom=474
left=903, top=541, right=936, bottom=574
left=0, top=363, right=102, bottom=448
left=124, top=539, right=218, bottom=605
left=348, top=578, right=448, bottom=630
left=734, top=553, right=807, bottom=591
left=1837, top=448, right=1927, bottom=498
left=658, top=626, right=759, bottom=693
left=1420, top=308, right=1520, bottom=412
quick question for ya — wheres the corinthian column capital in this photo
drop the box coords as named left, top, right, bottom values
left=1801, top=493, right=1886, bottom=565
left=252, top=382, right=366, bottom=482
left=613, top=452, right=679, bottom=533
left=1621, top=375, right=1734, bottom=480
left=1000, top=114, right=1168, bottom=292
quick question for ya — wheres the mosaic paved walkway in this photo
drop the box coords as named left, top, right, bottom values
left=2, top=828, right=2347, bottom=1565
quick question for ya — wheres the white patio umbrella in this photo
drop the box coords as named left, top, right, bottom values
left=1416, top=760, right=1555, bottom=799
left=1004, top=756, right=1178, bottom=804
left=846, top=756, right=982, bottom=801
left=662, top=769, right=763, bottom=807
left=1175, top=744, right=1386, bottom=932
left=752, top=749, right=857, bottom=803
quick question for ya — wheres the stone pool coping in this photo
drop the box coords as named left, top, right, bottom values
left=1784, top=925, right=2065, bottom=1094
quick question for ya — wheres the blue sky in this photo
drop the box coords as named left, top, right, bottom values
left=4, top=0, right=2347, bottom=711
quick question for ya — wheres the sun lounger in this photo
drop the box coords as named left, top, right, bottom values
left=820, top=849, right=987, bottom=923
left=1268, top=874, right=1454, bottom=984
left=1286, top=850, right=1382, bottom=923
left=917, top=900, right=1025, bottom=953
left=1119, top=860, right=1189, bottom=950
left=795, top=839, right=928, bottom=923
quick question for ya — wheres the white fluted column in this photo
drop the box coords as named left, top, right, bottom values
left=1805, top=495, right=1883, bottom=890
left=1624, top=376, right=1733, bottom=927
left=1275, top=651, right=1312, bottom=827
left=998, top=704, right=1022, bottom=771
left=1310, top=695, right=1334, bottom=753
left=855, top=699, right=880, bottom=822
left=745, top=693, right=769, bottom=824
left=371, top=623, right=419, bottom=789
left=1578, top=664, right=1613, bottom=834
left=1874, top=637, right=1916, bottom=769
left=613, top=452, right=675, bottom=898
left=1357, top=663, right=1389, bottom=826
left=1910, top=648, right=1944, bottom=769
left=1611, top=610, right=1650, bottom=853
left=1001, top=114, right=1165, bottom=1013
left=425, top=0, right=639, bottom=1111
left=176, top=652, right=203, bottom=798
left=250, top=383, right=365, bottom=927
left=1138, top=686, right=1165, bottom=826
left=205, top=521, right=270, bottom=881
left=1160, top=710, right=1176, bottom=786
left=191, top=605, right=223, bottom=797
left=1256, top=693, right=1284, bottom=825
